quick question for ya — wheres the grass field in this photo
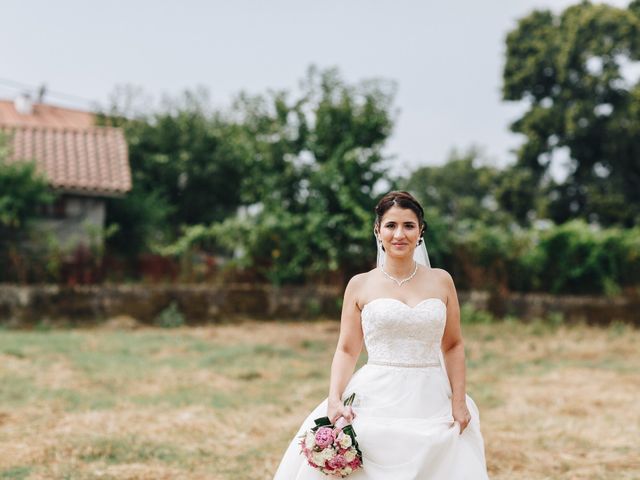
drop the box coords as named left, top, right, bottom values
left=0, top=317, right=638, bottom=479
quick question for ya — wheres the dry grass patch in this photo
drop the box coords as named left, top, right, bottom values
left=0, top=319, right=638, bottom=479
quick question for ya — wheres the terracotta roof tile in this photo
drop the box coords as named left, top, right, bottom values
left=0, top=100, right=131, bottom=196
left=0, top=99, right=95, bottom=128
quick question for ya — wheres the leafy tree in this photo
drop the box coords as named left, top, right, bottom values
left=402, top=147, right=512, bottom=226
left=0, top=133, right=53, bottom=281
left=105, top=187, right=174, bottom=257
left=0, top=133, right=52, bottom=232
left=166, top=67, right=396, bottom=284
left=98, top=89, right=249, bottom=255
left=125, top=110, right=247, bottom=226
left=503, top=1, right=640, bottom=226
left=494, top=164, right=544, bottom=225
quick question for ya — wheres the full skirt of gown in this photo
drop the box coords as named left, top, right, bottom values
left=273, top=358, right=488, bottom=479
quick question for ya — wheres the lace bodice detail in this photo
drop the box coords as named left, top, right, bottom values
left=361, top=298, right=447, bottom=366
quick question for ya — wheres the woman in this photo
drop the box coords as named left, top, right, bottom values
left=274, top=191, right=489, bottom=479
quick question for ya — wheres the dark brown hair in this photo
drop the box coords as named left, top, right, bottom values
left=374, top=191, right=426, bottom=236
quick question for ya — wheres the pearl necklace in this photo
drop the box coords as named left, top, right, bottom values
left=381, top=261, right=418, bottom=286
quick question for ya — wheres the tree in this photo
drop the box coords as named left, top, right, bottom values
left=98, top=88, right=250, bottom=255
left=0, top=133, right=53, bottom=281
left=402, top=147, right=508, bottom=225
left=0, top=133, right=52, bottom=232
left=124, top=109, right=248, bottom=226
left=503, top=1, right=640, bottom=226
left=166, top=67, right=396, bottom=284
left=494, top=164, right=544, bottom=225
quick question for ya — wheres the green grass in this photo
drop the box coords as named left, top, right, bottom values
left=0, top=466, right=31, bottom=479
left=76, top=436, right=185, bottom=464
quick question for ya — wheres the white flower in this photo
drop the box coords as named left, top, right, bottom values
left=304, top=431, right=316, bottom=449
left=344, top=449, right=356, bottom=462
left=322, top=447, right=336, bottom=460
left=338, top=433, right=352, bottom=448
left=312, top=447, right=335, bottom=465
left=311, top=451, right=324, bottom=465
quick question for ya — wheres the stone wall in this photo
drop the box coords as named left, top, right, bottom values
left=492, top=291, right=639, bottom=325
left=0, top=284, right=342, bottom=326
left=0, top=284, right=637, bottom=327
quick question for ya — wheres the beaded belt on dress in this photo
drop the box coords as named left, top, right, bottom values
left=367, top=360, right=441, bottom=368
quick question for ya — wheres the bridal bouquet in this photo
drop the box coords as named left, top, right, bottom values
left=298, top=393, right=363, bottom=477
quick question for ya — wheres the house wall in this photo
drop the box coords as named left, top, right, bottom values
left=36, top=195, right=106, bottom=250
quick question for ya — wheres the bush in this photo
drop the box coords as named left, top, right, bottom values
left=533, top=221, right=640, bottom=295
left=450, top=220, right=640, bottom=295
left=154, top=302, right=185, bottom=328
left=460, top=303, right=498, bottom=324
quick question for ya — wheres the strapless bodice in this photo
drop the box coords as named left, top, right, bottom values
left=361, top=297, right=447, bottom=367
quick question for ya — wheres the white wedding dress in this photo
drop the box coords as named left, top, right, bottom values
left=273, top=297, right=489, bottom=479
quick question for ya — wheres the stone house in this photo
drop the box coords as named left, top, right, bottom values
left=0, top=96, right=131, bottom=250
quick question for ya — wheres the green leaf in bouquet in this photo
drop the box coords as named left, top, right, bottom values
left=343, top=392, right=356, bottom=406
left=313, top=416, right=332, bottom=429
left=342, top=424, right=356, bottom=439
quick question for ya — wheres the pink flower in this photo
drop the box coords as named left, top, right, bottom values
left=327, top=454, right=347, bottom=470
left=314, top=427, right=335, bottom=448
left=348, top=457, right=361, bottom=469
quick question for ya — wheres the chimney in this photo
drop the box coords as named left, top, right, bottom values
left=37, top=84, right=47, bottom=103
left=14, top=92, right=33, bottom=115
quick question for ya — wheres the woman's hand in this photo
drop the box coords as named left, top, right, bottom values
left=328, top=397, right=357, bottom=425
left=452, top=397, right=471, bottom=434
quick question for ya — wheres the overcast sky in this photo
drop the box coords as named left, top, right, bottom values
left=0, top=0, right=631, bottom=175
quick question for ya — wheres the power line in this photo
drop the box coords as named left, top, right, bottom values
left=0, top=77, right=100, bottom=109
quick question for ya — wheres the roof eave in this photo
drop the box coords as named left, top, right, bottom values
left=52, top=186, right=131, bottom=199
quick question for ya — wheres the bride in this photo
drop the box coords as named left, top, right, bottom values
left=273, top=191, right=489, bottom=479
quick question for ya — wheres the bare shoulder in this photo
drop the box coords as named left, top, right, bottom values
left=428, top=267, right=456, bottom=288
left=344, top=270, right=376, bottom=308
left=426, top=268, right=459, bottom=309
left=344, top=270, right=372, bottom=294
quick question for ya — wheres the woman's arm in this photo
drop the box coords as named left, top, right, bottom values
left=327, top=274, right=364, bottom=423
left=439, top=269, right=472, bottom=433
